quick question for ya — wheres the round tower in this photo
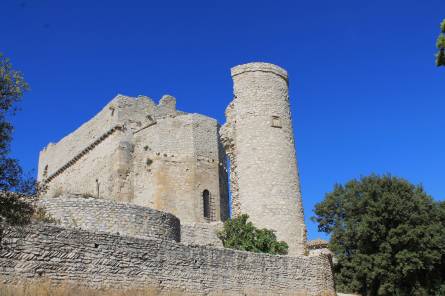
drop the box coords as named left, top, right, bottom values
left=220, top=62, right=307, bottom=256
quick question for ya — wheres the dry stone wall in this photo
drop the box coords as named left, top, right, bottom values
left=37, top=195, right=180, bottom=242
left=0, top=223, right=335, bottom=296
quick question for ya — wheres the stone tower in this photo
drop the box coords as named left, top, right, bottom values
left=220, top=62, right=307, bottom=256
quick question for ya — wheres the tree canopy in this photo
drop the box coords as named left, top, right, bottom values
left=0, top=53, right=29, bottom=192
left=217, top=214, right=289, bottom=255
left=313, top=175, right=445, bottom=296
left=436, top=19, right=445, bottom=66
left=0, top=53, right=37, bottom=225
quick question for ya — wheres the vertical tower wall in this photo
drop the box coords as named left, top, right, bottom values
left=132, top=114, right=229, bottom=224
left=221, top=62, right=307, bottom=256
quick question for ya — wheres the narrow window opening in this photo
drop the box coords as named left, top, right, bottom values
left=96, top=179, right=100, bottom=198
left=271, top=115, right=282, bottom=128
left=203, top=190, right=210, bottom=220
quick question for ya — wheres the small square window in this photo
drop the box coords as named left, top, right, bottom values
left=271, top=116, right=282, bottom=128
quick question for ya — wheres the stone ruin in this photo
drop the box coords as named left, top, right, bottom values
left=0, top=62, right=335, bottom=295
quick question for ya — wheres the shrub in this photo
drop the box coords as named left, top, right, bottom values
left=218, top=214, right=288, bottom=255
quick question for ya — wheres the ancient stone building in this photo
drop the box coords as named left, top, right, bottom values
left=38, top=62, right=308, bottom=255
left=38, top=94, right=229, bottom=224
left=220, top=62, right=307, bottom=256
left=1, top=62, right=336, bottom=295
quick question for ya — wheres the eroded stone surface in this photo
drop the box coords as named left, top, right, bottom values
left=181, top=222, right=224, bottom=247
left=38, top=95, right=229, bottom=224
left=25, top=62, right=336, bottom=294
left=0, top=223, right=335, bottom=296
left=37, top=195, right=180, bottom=242
left=221, top=62, right=307, bottom=256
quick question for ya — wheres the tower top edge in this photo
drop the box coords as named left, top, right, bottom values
left=230, top=62, right=288, bottom=81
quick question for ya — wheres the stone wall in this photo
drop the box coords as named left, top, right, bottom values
left=38, top=94, right=230, bottom=225
left=37, top=195, right=180, bottom=242
left=307, top=240, right=333, bottom=257
left=0, top=223, right=335, bottom=296
left=132, top=113, right=229, bottom=224
left=220, top=62, right=307, bottom=256
left=181, top=222, right=223, bottom=247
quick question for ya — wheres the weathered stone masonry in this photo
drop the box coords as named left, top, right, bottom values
left=37, top=195, right=180, bottom=242
left=1, top=62, right=338, bottom=294
left=220, top=63, right=307, bottom=256
left=38, top=95, right=229, bottom=224
left=0, top=223, right=335, bottom=296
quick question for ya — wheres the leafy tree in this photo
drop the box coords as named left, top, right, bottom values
left=218, top=214, right=288, bottom=255
left=313, top=175, right=445, bottom=296
left=0, top=53, right=37, bottom=225
left=0, top=53, right=29, bottom=191
left=436, top=19, right=445, bottom=66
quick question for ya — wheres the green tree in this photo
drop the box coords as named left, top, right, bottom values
left=218, top=214, right=289, bottom=255
left=436, top=19, right=445, bottom=66
left=313, top=175, right=445, bottom=296
left=0, top=53, right=36, bottom=225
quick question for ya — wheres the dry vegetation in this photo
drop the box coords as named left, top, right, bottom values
left=0, top=281, right=180, bottom=296
left=0, top=280, right=335, bottom=296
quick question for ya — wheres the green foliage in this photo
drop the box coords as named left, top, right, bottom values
left=437, top=50, right=445, bottom=67
left=0, top=53, right=29, bottom=114
left=313, top=175, right=445, bottom=296
left=437, top=35, right=445, bottom=50
left=0, top=53, right=30, bottom=192
left=0, top=53, right=38, bottom=226
left=436, top=19, right=445, bottom=67
left=217, top=214, right=288, bottom=255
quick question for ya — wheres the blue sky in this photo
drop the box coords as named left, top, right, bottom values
left=2, top=0, right=444, bottom=240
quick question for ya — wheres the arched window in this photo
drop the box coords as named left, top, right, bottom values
left=203, top=190, right=210, bottom=220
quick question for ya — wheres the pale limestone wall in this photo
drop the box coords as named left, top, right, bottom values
left=132, top=113, right=228, bottom=223
left=42, top=132, right=128, bottom=199
left=37, top=98, right=119, bottom=181
left=37, top=195, right=180, bottom=242
left=181, top=222, right=223, bottom=247
left=221, top=62, right=307, bottom=256
left=38, top=95, right=229, bottom=224
left=307, top=240, right=333, bottom=257
left=0, top=223, right=335, bottom=296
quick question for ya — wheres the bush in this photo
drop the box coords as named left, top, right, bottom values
left=217, top=214, right=288, bottom=255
